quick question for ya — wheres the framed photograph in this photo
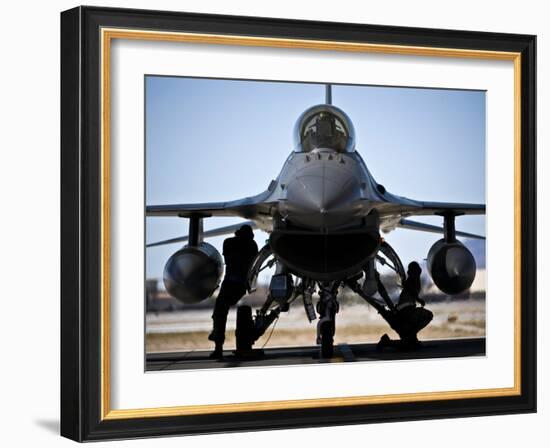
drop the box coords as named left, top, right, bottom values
left=60, top=6, right=536, bottom=441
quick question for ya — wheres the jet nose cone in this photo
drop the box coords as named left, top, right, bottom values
left=281, top=159, right=364, bottom=228
left=290, top=175, right=357, bottom=212
left=288, top=175, right=347, bottom=212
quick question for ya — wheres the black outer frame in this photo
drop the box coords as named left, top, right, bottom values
left=60, top=6, right=537, bottom=442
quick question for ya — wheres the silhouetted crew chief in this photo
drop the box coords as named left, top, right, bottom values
left=397, top=261, right=426, bottom=311
left=396, top=262, right=433, bottom=344
left=378, top=261, right=433, bottom=350
left=208, top=224, right=258, bottom=359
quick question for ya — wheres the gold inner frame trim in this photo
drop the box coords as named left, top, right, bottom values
left=100, top=27, right=522, bottom=421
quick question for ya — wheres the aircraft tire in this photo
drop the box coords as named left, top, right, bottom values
left=236, top=305, right=254, bottom=352
left=320, top=321, right=334, bottom=358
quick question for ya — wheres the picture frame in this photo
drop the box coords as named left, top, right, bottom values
left=60, top=5, right=536, bottom=441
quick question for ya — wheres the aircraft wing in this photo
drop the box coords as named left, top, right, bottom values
left=147, top=220, right=258, bottom=248
left=397, top=218, right=485, bottom=240
left=407, top=201, right=485, bottom=216
left=375, top=190, right=485, bottom=219
left=376, top=189, right=485, bottom=235
left=146, top=189, right=275, bottom=219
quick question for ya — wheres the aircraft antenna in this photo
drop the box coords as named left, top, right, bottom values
left=325, top=84, right=332, bottom=105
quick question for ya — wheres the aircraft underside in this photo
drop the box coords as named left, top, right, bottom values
left=238, top=239, right=412, bottom=358
left=159, top=210, right=479, bottom=358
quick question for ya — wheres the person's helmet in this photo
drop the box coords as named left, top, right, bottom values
left=235, top=224, right=254, bottom=239
left=407, top=261, right=422, bottom=277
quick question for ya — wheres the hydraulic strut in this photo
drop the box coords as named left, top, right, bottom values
left=345, top=277, right=387, bottom=314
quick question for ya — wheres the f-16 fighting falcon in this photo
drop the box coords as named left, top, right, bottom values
left=146, top=84, right=485, bottom=359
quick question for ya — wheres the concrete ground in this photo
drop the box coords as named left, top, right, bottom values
left=146, top=337, right=485, bottom=371
left=146, top=299, right=486, bottom=353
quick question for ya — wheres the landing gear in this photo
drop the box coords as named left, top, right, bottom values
left=316, top=282, right=340, bottom=359
left=240, top=241, right=415, bottom=359
left=235, top=305, right=254, bottom=354
left=235, top=304, right=280, bottom=358
left=319, top=321, right=335, bottom=358
left=376, top=240, right=407, bottom=286
left=235, top=247, right=293, bottom=356
left=240, top=244, right=346, bottom=359
left=346, top=240, right=433, bottom=349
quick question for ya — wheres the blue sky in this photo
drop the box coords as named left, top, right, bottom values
left=145, top=76, right=485, bottom=284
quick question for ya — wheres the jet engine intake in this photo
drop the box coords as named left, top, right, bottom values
left=269, top=229, right=380, bottom=281
left=163, top=242, right=223, bottom=304
left=427, top=239, right=476, bottom=295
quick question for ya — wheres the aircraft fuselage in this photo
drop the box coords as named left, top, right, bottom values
left=268, top=147, right=383, bottom=281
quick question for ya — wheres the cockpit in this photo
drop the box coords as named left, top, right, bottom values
left=293, top=105, right=356, bottom=153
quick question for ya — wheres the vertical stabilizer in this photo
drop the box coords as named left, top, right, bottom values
left=325, top=84, right=332, bottom=105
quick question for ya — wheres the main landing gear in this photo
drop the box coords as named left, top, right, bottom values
left=237, top=240, right=429, bottom=359
left=235, top=279, right=341, bottom=360
left=316, top=282, right=340, bottom=358
left=345, top=241, right=433, bottom=348
left=241, top=244, right=344, bottom=359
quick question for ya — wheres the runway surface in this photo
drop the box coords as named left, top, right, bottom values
left=146, top=337, right=485, bottom=371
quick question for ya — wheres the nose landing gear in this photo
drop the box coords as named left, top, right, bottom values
left=316, top=282, right=340, bottom=359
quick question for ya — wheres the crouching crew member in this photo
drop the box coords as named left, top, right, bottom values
left=378, top=261, right=433, bottom=350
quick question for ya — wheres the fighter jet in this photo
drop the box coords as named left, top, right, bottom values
left=146, top=84, right=485, bottom=357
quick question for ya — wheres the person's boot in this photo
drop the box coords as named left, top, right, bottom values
left=209, top=342, right=224, bottom=359
left=376, top=334, right=391, bottom=351
left=399, top=336, right=421, bottom=351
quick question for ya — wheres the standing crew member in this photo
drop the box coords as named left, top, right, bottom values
left=208, top=224, right=258, bottom=359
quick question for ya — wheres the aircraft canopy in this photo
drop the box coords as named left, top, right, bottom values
left=294, top=105, right=356, bottom=153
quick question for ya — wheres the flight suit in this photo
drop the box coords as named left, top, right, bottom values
left=209, top=234, right=258, bottom=346
left=377, top=268, right=433, bottom=350
left=394, top=283, right=433, bottom=345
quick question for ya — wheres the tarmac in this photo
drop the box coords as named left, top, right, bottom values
left=146, top=337, right=485, bottom=371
